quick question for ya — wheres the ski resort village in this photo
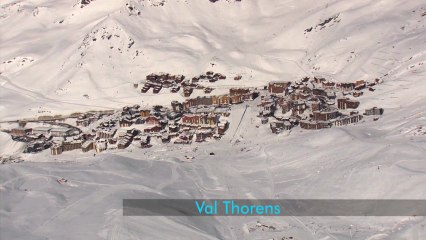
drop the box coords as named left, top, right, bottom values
left=2, top=0, right=426, bottom=239
left=0, top=73, right=384, bottom=159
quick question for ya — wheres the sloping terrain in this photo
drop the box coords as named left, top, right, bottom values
left=1, top=101, right=426, bottom=239
left=1, top=0, right=426, bottom=239
left=0, top=0, right=425, bottom=120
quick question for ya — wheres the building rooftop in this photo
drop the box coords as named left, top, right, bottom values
left=51, top=127, right=71, bottom=133
left=33, top=127, right=52, bottom=131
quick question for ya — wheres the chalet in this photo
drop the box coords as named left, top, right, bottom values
left=234, top=75, right=242, bottom=81
left=258, top=97, right=276, bottom=116
left=184, top=96, right=213, bottom=109
left=146, top=73, right=158, bottom=81
left=176, top=75, right=185, bottom=82
left=322, top=81, right=336, bottom=89
left=183, top=87, right=193, bottom=97
left=261, top=117, right=269, bottom=124
left=204, top=87, right=214, bottom=94
left=127, top=128, right=139, bottom=137
left=129, top=112, right=140, bottom=120
left=217, top=121, right=229, bottom=135
left=213, top=107, right=230, bottom=116
left=270, top=121, right=283, bottom=134
left=167, top=111, right=181, bottom=120
left=25, top=141, right=49, bottom=153
left=174, top=139, right=191, bottom=144
left=161, top=133, right=170, bottom=143
left=313, top=77, right=326, bottom=84
left=209, top=77, right=218, bottom=83
left=134, top=118, right=145, bottom=124
left=11, top=127, right=32, bottom=136
left=212, top=95, right=230, bottom=105
left=76, top=118, right=89, bottom=127
left=119, top=118, right=132, bottom=127
left=181, top=114, right=219, bottom=126
left=336, top=83, right=355, bottom=91
left=278, top=101, right=292, bottom=114
left=268, top=81, right=290, bottom=94
left=145, top=115, right=161, bottom=125
left=99, top=120, right=116, bottom=128
left=118, top=133, right=133, bottom=149
left=96, top=128, right=116, bottom=139
left=141, top=85, right=150, bottom=93
left=301, top=77, right=310, bottom=82
left=333, top=114, right=363, bottom=126
left=364, top=107, right=384, bottom=116
left=352, top=91, right=363, bottom=97
left=153, top=85, right=162, bottom=94
left=230, top=88, right=250, bottom=96
left=115, top=129, right=128, bottom=139
left=297, top=91, right=310, bottom=100
left=300, top=120, right=332, bottom=130
left=162, top=80, right=173, bottom=88
left=283, top=121, right=293, bottom=130
left=230, top=94, right=244, bottom=104
left=51, top=144, right=63, bottom=155
left=171, top=85, right=180, bottom=93
left=27, top=133, right=44, bottom=141
left=216, top=74, right=226, bottom=80
left=51, top=127, right=73, bottom=137
left=159, top=119, right=169, bottom=129
left=355, top=80, right=366, bottom=90
left=178, top=131, right=193, bottom=141
left=325, top=90, right=336, bottom=99
left=144, top=125, right=162, bottom=133
left=270, top=120, right=292, bottom=133
left=337, top=98, right=360, bottom=109
left=76, top=114, right=97, bottom=127
left=82, top=140, right=94, bottom=152
left=139, top=109, right=150, bottom=118
left=168, top=132, right=179, bottom=139
left=292, top=101, right=306, bottom=115
left=312, top=110, right=339, bottom=121
left=140, top=135, right=151, bottom=148
left=95, top=140, right=107, bottom=152
left=171, top=101, right=183, bottom=112
left=62, top=140, right=82, bottom=152
left=312, top=88, right=326, bottom=96
left=290, top=92, right=301, bottom=101
left=195, top=131, right=210, bottom=142
left=169, top=124, right=179, bottom=133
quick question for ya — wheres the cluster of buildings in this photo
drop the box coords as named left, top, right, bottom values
left=3, top=75, right=386, bottom=157
left=180, top=88, right=258, bottom=110
left=44, top=85, right=260, bottom=155
left=258, top=77, right=384, bottom=133
left=9, top=124, right=80, bottom=154
left=138, top=71, right=227, bottom=97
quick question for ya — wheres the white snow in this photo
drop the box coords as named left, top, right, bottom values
left=0, top=131, right=25, bottom=156
left=1, top=0, right=426, bottom=239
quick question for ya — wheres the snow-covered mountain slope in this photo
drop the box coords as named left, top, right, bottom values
left=1, top=101, right=426, bottom=239
left=0, top=0, right=425, bottom=120
left=0, top=131, right=25, bottom=156
left=1, top=1, right=426, bottom=239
